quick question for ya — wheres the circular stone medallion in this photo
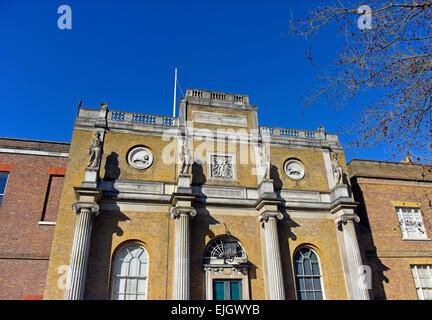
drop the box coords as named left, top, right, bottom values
left=284, top=159, right=305, bottom=180
left=127, top=147, right=153, bottom=170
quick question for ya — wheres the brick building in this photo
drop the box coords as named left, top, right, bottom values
left=349, top=159, right=432, bottom=300
left=1, top=88, right=431, bottom=300
left=0, top=138, right=69, bottom=299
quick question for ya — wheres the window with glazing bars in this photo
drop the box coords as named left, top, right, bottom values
left=111, top=244, right=149, bottom=300
left=411, top=265, right=432, bottom=300
left=294, top=248, right=324, bottom=300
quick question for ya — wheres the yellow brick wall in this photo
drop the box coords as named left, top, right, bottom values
left=44, top=129, right=94, bottom=299
left=270, top=147, right=330, bottom=193
left=279, top=216, right=348, bottom=300
left=99, top=131, right=178, bottom=183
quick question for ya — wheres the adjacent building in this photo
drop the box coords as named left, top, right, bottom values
left=0, top=138, right=69, bottom=299
left=349, top=159, right=432, bottom=300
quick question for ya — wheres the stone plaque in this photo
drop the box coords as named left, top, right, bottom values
left=127, top=146, right=153, bottom=170
left=207, top=153, right=236, bottom=181
left=284, top=159, right=305, bottom=181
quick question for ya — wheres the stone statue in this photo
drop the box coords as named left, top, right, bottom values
left=180, top=139, right=192, bottom=174
left=332, top=154, right=344, bottom=185
left=260, top=146, right=271, bottom=180
left=88, top=132, right=103, bottom=169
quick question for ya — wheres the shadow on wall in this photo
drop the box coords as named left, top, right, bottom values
left=350, top=178, right=390, bottom=300
left=84, top=151, right=131, bottom=300
left=191, top=161, right=206, bottom=186
left=189, top=206, right=218, bottom=300
left=277, top=208, right=300, bottom=300
left=270, top=164, right=283, bottom=191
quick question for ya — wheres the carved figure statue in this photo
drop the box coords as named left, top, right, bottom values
left=332, top=154, right=344, bottom=185
left=260, top=146, right=271, bottom=180
left=180, top=139, right=192, bottom=174
left=88, top=132, right=103, bottom=169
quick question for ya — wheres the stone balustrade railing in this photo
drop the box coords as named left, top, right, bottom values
left=108, top=111, right=177, bottom=127
left=186, top=88, right=249, bottom=105
left=260, top=126, right=337, bottom=142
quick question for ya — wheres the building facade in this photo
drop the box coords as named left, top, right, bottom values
left=2, top=88, right=430, bottom=300
left=0, top=138, right=69, bottom=299
left=41, top=89, right=368, bottom=300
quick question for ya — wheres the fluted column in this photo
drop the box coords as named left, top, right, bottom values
left=336, top=214, right=370, bottom=300
left=64, top=202, right=99, bottom=300
left=171, top=207, right=196, bottom=300
left=259, top=211, right=285, bottom=300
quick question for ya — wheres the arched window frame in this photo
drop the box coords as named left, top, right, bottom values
left=293, top=246, right=326, bottom=300
left=202, top=236, right=249, bottom=300
left=110, top=242, right=150, bottom=300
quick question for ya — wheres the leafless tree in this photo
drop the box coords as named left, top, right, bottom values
left=290, top=0, right=432, bottom=163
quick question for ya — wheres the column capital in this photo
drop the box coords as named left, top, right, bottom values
left=335, top=213, right=360, bottom=225
left=72, top=202, right=100, bottom=217
left=171, top=206, right=197, bottom=219
left=258, top=211, right=283, bottom=224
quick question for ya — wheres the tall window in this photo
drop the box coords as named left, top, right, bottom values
left=411, top=265, right=432, bottom=300
left=294, top=248, right=324, bottom=300
left=396, top=207, right=428, bottom=240
left=111, top=244, right=149, bottom=300
left=0, top=172, right=9, bottom=207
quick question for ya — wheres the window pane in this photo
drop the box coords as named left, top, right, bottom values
left=129, top=257, right=140, bottom=276
left=303, top=259, right=312, bottom=275
left=0, top=172, right=8, bottom=194
left=306, top=292, right=314, bottom=300
left=0, top=196, right=2, bottom=207
left=295, top=261, right=303, bottom=275
left=304, top=278, right=313, bottom=290
left=297, top=278, right=305, bottom=291
left=230, top=281, right=241, bottom=300
left=298, top=291, right=307, bottom=300
left=311, top=262, right=320, bottom=275
left=314, top=291, right=323, bottom=300
left=213, top=281, right=225, bottom=300
left=313, top=277, right=322, bottom=290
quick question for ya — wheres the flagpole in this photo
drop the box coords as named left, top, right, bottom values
left=173, top=67, right=177, bottom=118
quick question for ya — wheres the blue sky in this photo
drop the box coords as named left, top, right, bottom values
left=0, top=0, right=388, bottom=162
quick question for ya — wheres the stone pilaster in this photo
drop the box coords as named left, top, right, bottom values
left=170, top=173, right=196, bottom=300
left=335, top=213, right=370, bottom=300
left=258, top=211, right=285, bottom=300
left=64, top=201, right=99, bottom=300
left=255, top=179, right=285, bottom=300
left=171, top=207, right=196, bottom=300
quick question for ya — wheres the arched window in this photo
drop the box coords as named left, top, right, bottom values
left=203, top=237, right=247, bottom=262
left=111, top=244, right=149, bottom=300
left=203, top=236, right=249, bottom=300
left=294, top=248, right=324, bottom=300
